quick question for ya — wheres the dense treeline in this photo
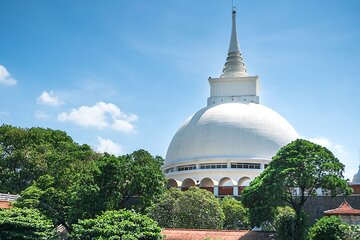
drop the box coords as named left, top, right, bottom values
left=0, top=124, right=165, bottom=230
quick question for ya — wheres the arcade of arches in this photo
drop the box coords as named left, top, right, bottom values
left=166, top=177, right=252, bottom=196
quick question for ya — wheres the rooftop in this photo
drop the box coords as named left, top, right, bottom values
left=0, top=201, right=12, bottom=209
left=324, top=200, right=360, bottom=216
left=162, top=229, right=274, bottom=240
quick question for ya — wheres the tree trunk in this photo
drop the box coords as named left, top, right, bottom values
left=294, top=208, right=306, bottom=240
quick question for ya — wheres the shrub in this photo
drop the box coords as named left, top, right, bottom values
left=175, top=187, right=224, bottom=229
left=148, top=187, right=224, bottom=229
left=70, top=209, right=163, bottom=240
left=273, top=206, right=297, bottom=240
left=0, top=207, right=56, bottom=240
left=308, top=216, right=348, bottom=240
left=221, top=196, right=250, bottom=230
left=147, top=188, right=181, bottom=228
left=345, top=225, right=360, bottom=240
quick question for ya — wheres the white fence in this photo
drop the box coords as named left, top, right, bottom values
left=0, top=193, right=19, bottom=201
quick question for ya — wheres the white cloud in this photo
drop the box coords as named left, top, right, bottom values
left=112, top=114, right=138, bottom=133
left=36, top=91, right=63, bottom=106
left=308, top=137, right=346, bottom=155
left=96, top=136, right=123, bottom=155
left=0, top=65, right=17, bottom=86
left=308, top=137, right=332, bottom=148
left=34, top=111, right=50, bottom=120
left=0, top=112, right=9, bottom=117
left=58, top=102, right=137, bottom=133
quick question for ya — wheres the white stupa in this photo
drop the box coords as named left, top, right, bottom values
left=353, top=166, right=360, bottom=183
left=163, top=9, right=299, bottom=196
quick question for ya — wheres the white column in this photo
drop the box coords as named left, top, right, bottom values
left=214, top=186, right=219, bottom=196
left=233, top=186, right=238, bottom=196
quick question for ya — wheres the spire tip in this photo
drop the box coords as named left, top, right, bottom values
left=220, top=4, right=248, bottom=78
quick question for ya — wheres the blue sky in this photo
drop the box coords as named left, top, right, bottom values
left=0, top=0, right=359, bottom=180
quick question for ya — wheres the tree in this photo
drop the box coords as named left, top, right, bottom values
left=69, top=209, right=163, bottom=240
left=14, top=175, right=67, bottom=226
left=220, top=196, right=250, bottom=230
left=0, top=124, right=97, bottom=194
left=175, top=187, right=224, bottom=229
left=148, top=187, right=224, bottom=229
left=0, top=207, right=56, bottom=240
left=149, top=187, right=224, bottom=229
left=1, top=124, right=166, bottom=228
left=67, top=150, right=165, bottom=223
left=147, top=188, right=182, bottom=228
left=308, top=216, right=349, bottom=240
left=242, top=139, right=351, bottom=240
left=273, top=206, right=297, bottom=240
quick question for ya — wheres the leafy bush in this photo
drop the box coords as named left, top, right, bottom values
left=220, top=196, right=250, bottom=230
left=345, top=225, right=360, bottom=240
left=0, top=207, right=56, bottom=240
left=147, top=188, right=181, bottom=228
left=70, top=209, right=163, bottom=240
left=176, top=187, right=224, bottom=229
left=273, top=206, right=297, bottom=240
left=148, top=187, right=224, bottom=229
left=308, top=216, right=348, bottom=240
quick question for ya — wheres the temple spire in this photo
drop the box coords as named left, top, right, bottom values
left=221, top=8, right=248, bottom=78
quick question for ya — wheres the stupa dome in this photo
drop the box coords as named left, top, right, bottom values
left=165, top=102, right=299, bottom=166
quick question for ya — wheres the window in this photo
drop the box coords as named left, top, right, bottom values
left=199, top=163, right=227, bottom=169
left=177, top=165, right=196, bottom=172
left=165, top=168, right=174, bottom=173
left=231, top=163, right=261, bottom=169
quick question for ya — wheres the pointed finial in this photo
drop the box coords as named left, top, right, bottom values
left=221, top=7, right=248, bottom=78
left=228, top=8, right=240, bottom=53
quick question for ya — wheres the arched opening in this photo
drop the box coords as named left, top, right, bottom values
left=238, top=177, right=251, bottom=194
left=166, top=179, right=179, bottom=189
left=218, top=177, right=236, bottom=195
left=199, top=178, right=215, bottom=193
left=181, top=178, right=196, bottom=191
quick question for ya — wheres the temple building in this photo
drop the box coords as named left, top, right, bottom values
left=162, top=9, right=299, bottom=196
left=324, top=201, right=360, bottom=225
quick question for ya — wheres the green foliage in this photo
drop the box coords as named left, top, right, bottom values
left=67, top=150, right=165, bottom=224
left=14, top=175, right=67, bottom=226
left=2, top=124, right=165, bottom=227
left=273, top=206, right=296, bottom=240
left=0, top=207, right=56, bottom=240
left=69, top=209, right=163, bottom=240
left=149, top=187, right=224, bottom=229
left=308, top=216, right=349, bottom=240
left=0, top=124, right=97, bottom=194
left=344, top=225, right=360, bottom=240
left=220, top=196, right=250, bottom=230
left=242, top=139, right=351, bottom=240
left=175, top=187, right=224, bottom=229
left=147, top=188, right=181, bottom=228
